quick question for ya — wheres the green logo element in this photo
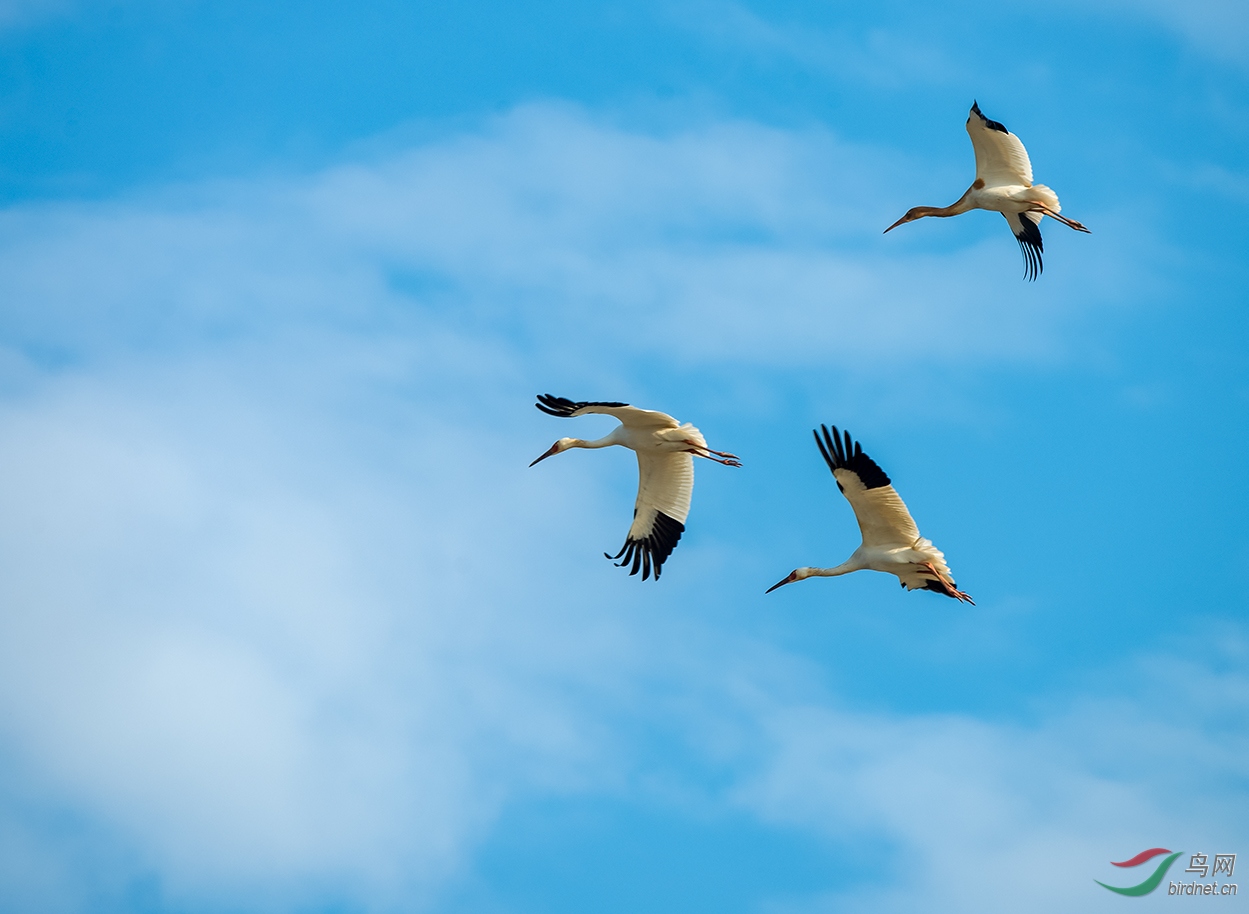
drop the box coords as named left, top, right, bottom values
left=1097, top=851, right=1183, bottom=896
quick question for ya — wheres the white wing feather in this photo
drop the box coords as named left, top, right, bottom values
left=833, top=468, right=921, bottom=549
left=629, top=451, right=694, bottom=538
left=966, top=107, right=1033, bottom=188
left=573, top=404, right=680, bottom=428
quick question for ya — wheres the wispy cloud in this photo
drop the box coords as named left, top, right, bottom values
left=733, top=643, right=1249, bottom=913
left=0, top=347, right=651, bottom=909
left=1084, top=0, right=1249, bottom=65
left=0, top=104, right=1130, bottom=381
left=0, top=0, right=88, bottom=30
left=669, top=0, right=969, bottom=89
left=679, top=0, right=1249, bottom=74
left=0, top=104, right=1202, bottom=912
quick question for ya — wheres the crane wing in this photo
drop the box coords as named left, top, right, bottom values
left=814, top=425, right=920, bottom=549
left=535, top=394, right=679, bottom=429
left=606, top=450, right=693, bottom=581
left=966, top=101, right=1033, bottom=189
left=1003, top=210, right=1044, bottom=281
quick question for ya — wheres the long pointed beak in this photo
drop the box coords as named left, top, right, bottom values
left=883, top=215, right=909, bottom=234
left=529, top=445, right=559, bottom=467
left=766, top=573, right=797, bottom=594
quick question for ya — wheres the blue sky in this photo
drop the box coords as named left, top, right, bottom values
left=0, top=1, right=1246, bottom=912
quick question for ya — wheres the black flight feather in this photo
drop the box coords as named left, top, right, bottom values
left=1013, top=212, right=1044, bottom=282
left=813, top=425, right=892, bottom=490
left=921, top=578, right=963, bottom=598
left=605, top=511, right=684, bottom=581
left=969, top=100, right=1009, bottom=134
left=535, top=394, right=629, bottom=418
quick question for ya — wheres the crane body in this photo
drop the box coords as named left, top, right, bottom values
left=885, top=101, right=1090, bottom=280
left=768, top=425, right=973, bottom=603
left=530, top=394, right=740, bottom=581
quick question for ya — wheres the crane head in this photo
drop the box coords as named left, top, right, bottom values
left=529, top=438, right=576, bottom=467
left=766, top=568, right=810, bottom=593
left=883, top=207, right=926, bottom=233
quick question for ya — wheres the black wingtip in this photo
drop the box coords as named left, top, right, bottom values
left=1014, top=215, right=1044, bottom=282
left=604, top=512, right=684, bottom=582
left=535, top=393, right=585, bottom=417
left=811, top=424, right=891, bottom=489
left=535, top=394, right=629, bottom=417
left=969, top=100, right=1009, bottom=134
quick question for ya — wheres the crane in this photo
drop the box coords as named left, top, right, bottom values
left=529, top=394, right=741, bottom=580
left=767, top=425, right=973, bottom=603
left=884, top=101, right=1090, bottom=280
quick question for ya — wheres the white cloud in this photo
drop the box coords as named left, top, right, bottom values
left=0, top=350, right=650, bottom=910
left=0, top=104, right=1208, bottom=912
left=733, top=649, right=1249, bottom=912
left=0, top=104, right=1131, bottom=382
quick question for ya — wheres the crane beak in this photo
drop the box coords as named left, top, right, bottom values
left=883, top=214, right=910, bottom=234
left=529, top=444, right=560, bottom=467
left=766, top=571, right=798, bottom=594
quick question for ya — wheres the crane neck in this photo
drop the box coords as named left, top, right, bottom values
left=570, top=433, right=620, bottom=450
left=920, top=189, right=977, bottom=219
left=808, top=558, right=864, bottom=578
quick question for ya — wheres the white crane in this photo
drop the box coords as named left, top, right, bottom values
left=529, top=394, right=741, bottom=580
left=884, top=101, right=1090, bottom=280
left=767, top=425, right=973, bottom=603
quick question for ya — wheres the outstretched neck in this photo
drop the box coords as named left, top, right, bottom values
left=804, top=556, right=864, bottom=579
left=570, top=433, right=619, bottom=450
left=918, top=188, right=977, bottom=219
left=808, top=558, right=863, bottom=578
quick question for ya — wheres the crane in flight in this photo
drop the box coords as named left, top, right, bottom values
left=529, top=394, right=741, bottom=581
left=767, top=425, right=973, bottom=603
left=884, top=101, right=1090, bottom=280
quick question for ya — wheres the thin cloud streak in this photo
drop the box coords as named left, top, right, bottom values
left=679, top=0, right=1249, bottom=72
left=670, top=0, right=970, bottom=89
left=734, top=648, right=1249, bottom=913
left=0, top=105, right=1130, bottom=379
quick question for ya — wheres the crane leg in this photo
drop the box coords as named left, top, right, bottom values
left=684, top=440, right=742, bottom=466
left=687, top=448, right=742, bottom=466
left=1032, top=206, right=1091, bottom=233
left=919, top=561, right=975, bottom=604
left=684, top=440, right=740, bottom=460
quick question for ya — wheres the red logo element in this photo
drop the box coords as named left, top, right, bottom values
left=1112, top=848, right=1173, bottom=867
